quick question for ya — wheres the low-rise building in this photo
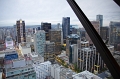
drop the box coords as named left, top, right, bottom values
left=57, top=51, right=69, bottom=64
left=72, top=70, right=102, bottom=79
left=33, top=61, right=51, bottom=79
left=60, top=67, right=76, bottom=79
left=50, top=64, right=76, bottom=79
left=6, top=65, right=36, bottom=79
left=19, top=42, right=31, bottom=56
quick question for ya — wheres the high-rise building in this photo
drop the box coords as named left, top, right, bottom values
left=33, top=28, right=35, bottom=34
left=49, top=29, right=62, bottom=55
left=66, top=34, right=80, bottom=63
left=62, top=17, right=70, bottom=39
left=16, top=19, right=26, bottom=43
left=100, top=26, right=109, bottom=40
left=41, top=22, right=51, bottom=40
left=34, top=30, right=46, bottom=56
left=96, top=15, right=103, bottom=27
left=78, top=46, right=104, bottom=73
left=69, top=44, right=78, bottom=63
left=37, top=27, right=40, bottom=30
left=0, top=29, right=4, bottom=40
left=109, top=21, right=120, bottom=50
left=86, top=21, right=100, bottom=45
left=45, top=41, right=55, bottom=63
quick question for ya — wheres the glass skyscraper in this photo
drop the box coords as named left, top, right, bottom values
left=96, top=15, right=103, bottom=27
left=34, top=30, right=46, bottom=56
left=62, top=17, right=70, bottom=39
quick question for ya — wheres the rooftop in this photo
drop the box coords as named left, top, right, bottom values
left=6, top=64, right=33, bottom=72
left=72, top=70, right=102, bottom=79
left=81, top=48, right=92, bottom=52
left=67, top=34, right=80, bottom=39
left=60, top=67, right=76, bottom=79
left=81, top=41, right=89, bottom=44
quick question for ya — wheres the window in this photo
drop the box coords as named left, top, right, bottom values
left=11, top=72, right=13, bottom=74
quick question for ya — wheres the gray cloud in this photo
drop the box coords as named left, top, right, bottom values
left=0, top=0, right=120, bottom=26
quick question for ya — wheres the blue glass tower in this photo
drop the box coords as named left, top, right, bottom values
left=62, top=17, right=70, bottom=39
left=96, top=15, right=103, bottom=27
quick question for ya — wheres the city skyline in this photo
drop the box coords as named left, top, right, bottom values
left=0, top=0, right=120, bottom=27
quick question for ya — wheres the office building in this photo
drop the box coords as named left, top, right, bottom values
left=45, top=41, right=55, bottom=63
left=49, top=29, right=63, bottom=55
left=34, top=30, right=45, bottom=56
left=96, top=15, right=103, bottom=27
left=62, top=17, right=70, bottom=39
left=50, top=64, right=61, bottom=79
left=33, top=61, right=51, bottom=79
left=37, top=27, right=40, bottom=30
left=100, top=26, right=109, bottom=40
left=69, top=44, right=78, bottom=64
left=57, top=51, right=69, bottom=64
left=16, top=19, right=26, bottom=43
left=86, top=21, right=100, bottom=45
left=78, top=46, right=104, bottom=73
left=19, top=42, right=31, bottom=56
left=0, top=40, right=5, bottom=51
left=0, top=29, right=5, bottom=41
left=66, top=34, right=80, bottom=57
left=109, top=21, right=120, bottom=50
left=3, top=49, right=36, bottom=79
left=60, top=67, right=76, bottom=79
left=32, top=28, right=36, bottom=34
left=41, top=22, right=51, bottom=40
left=50, top=64, right=76, bottom=79
left=5, top=36, right=14, bottom=49
left=13, top=25, right=17, bottom=41
left=72, top=70, right=102, bottom=79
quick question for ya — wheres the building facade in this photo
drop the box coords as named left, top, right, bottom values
left=69, top=44, right=78, bottom=64
left=72, top=70, right=102, bottom=79
left=5, top=36, right=14, bottom=49
left=3, top=49, right=36, bottom=79
left=62, top=17, right=70, bottom=39
left=78, top=46, right=104, bottom=73
left=86, top=21, right=100, bottom=45
left=66, top=34, right=80, bottom=58
left=45, top=41, right=55, bottom=63
left=109, top=21, right=120, bottom=50
left=33, top=61, right=51, bottom=79
left=49, top=29, right=62, bottom=55
left=16, top=19, right=26, bottom=43
left=100, top=26, right=109, bottom=40
left=96, top=15, right=103, bottom=27
left=41, top=22, right=51, bottom=41
left=34, top=30, right=46, bottom=56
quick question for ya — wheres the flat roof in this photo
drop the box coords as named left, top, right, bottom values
left=6, top=64, right=33, bottom=72
left=72, top=70, right=102, bottom=79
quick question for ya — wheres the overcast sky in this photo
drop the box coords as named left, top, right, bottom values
left=0, top=0, right=120, bottom=27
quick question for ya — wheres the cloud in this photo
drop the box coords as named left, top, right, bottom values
left=0, top=0, right=120, bottom=26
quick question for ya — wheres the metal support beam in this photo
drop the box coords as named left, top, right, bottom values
left=67, top=0, right=120, bottom=79
left=114, top=0, right=120, bottom=6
